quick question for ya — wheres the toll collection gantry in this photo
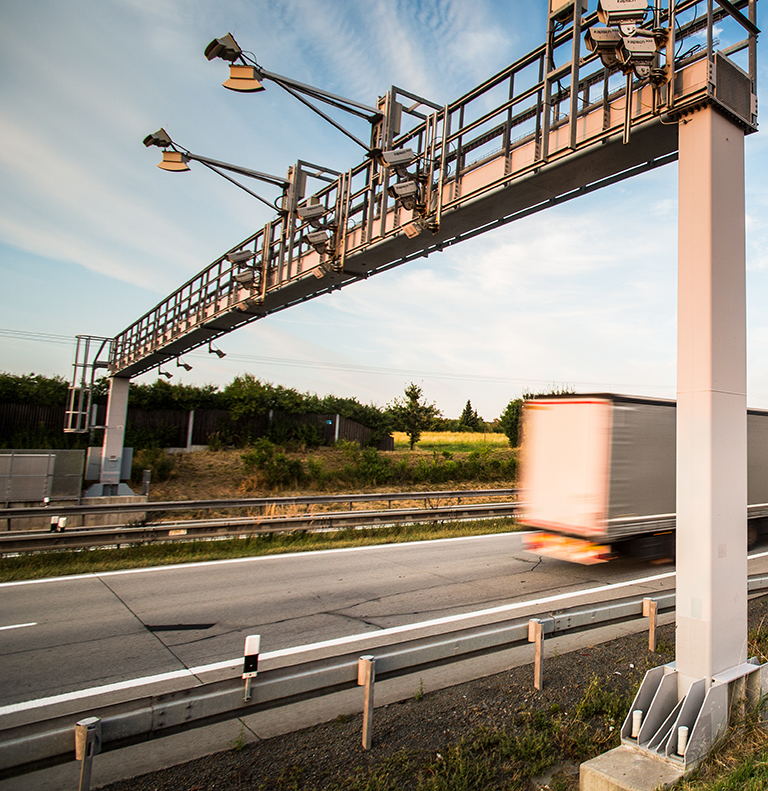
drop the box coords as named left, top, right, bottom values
left=65, top=0, right=764, bottom=783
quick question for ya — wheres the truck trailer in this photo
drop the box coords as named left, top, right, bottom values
left=519, top=394, right=768, bottom=563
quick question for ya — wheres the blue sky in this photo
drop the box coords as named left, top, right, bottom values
left=1, top=0, right=768, bottom=421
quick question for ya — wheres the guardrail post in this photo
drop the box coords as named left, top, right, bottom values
left=358, top=655, right=375, bottom=750
left=643, top=598, right=658, bottom=652
left=242, top=634, right=260, bottom=702
left=141, top=469, right=151, bottom=497
left=528, top=619, right=544, bottom=690
left=75, top=716, right=101, bottom=791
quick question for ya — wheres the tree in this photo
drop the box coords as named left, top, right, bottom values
left=498, top=385, right=575, bottom=448
left=387, top=383, right=441, bottom=450
left=458, top=399, right=482, bottom=432
left=498, top=398, right=524, bottom=447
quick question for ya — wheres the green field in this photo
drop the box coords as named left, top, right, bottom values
left=393, top=431, right=510, bottom=452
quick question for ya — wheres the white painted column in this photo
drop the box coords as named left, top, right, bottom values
left=100, top=376, right=130, bottom=488
left=676, top=106, right=748, bottom=693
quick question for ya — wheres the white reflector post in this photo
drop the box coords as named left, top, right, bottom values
left=242, top=634, right=261, bottom=679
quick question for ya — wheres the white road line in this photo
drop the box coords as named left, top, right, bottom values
left=0, top=532, right=527, bottom=588
left=0, top=568, right=673, bottom=716
left=0, top=622, right=36, bottom=631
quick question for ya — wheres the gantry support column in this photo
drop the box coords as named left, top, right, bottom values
left=99, top=376, right=131, bottom=494
left=676, top=105, right=748, bottom=694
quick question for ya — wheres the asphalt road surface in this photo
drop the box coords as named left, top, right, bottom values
left=3, top=532, right=765, bottom=710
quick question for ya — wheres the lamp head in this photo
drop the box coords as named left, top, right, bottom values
left=143, top=128, right=173, bottom=148
left=205, top=32, right=242, bottom=62
left=157, top=150, right=191, bottom=172
left=223, top=64, right=265, bottom=92
left=176, top=359, right=193, bottom=372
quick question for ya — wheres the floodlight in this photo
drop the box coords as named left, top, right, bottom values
left=208, top=342, right=226, bottom=358
left=617, top=34, right=659, bottom=78
left=597, top=0, right=647, bottom=34
left=157, top=151, right=190, bottom=172
left=205, top=33, right=242, bottom=62
left=143, top=128, right=173, bottom=148
left=176, top=358, right=193, bottom=372
left=584, top=27, right=623, bottom=68
left=159, top=367, right=173, bottom=379
left=403, top=220, right=424, bottom=238
left=227, top=250, right=255, bottom=264
left=222, top=65, right=265, bottom=93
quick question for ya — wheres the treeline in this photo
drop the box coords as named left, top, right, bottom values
left=0, top=371, right=573, bottom=450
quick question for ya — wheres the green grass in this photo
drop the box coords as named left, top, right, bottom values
left=316, top=674, right=632, bottom=791
left=392, top=432, right=510, bottom=453
left=0, top=518, right=520, bottom=582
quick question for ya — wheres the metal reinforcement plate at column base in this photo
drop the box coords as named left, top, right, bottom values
left=580, top=744, right=685, bottom=791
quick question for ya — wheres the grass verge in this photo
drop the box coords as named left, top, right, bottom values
left=0, top=517, right=519, bottom=582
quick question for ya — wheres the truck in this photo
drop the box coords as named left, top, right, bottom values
left=518, top=393, right=768, bottom=563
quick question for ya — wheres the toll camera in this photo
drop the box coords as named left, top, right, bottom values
left=584, top=27, right=623, bottom=68
left=388, top=180, right=420, bottom=211
left=618, top=34, right=659, bottom=78
left=597, top=0, right=647, bottom=34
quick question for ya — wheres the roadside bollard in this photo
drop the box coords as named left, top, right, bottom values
left=242, top=635, right=260, bottom=702
left=75, top=716, right=101, bottom=791
left=141, top=469, right=151, bottom=497
left=358, top=655, right=375, bottom=750
left=528, top=619, right=544, bottom=690
left=643, top=598, right=658, bottom=652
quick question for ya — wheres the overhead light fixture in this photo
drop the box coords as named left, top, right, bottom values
left=159, top=367, right=173, bottom=379
left=142, top=128, right=173, bottom=148
left=204, top=32, right=242, bottom=62
left=208, top=342, right=226, bottom=359
left=157, top=150, right=191, bottom=172
left=205, top=32, right=382, bottom=155
left=403, top=219, right=425, bottom=238
left=222, top=64, right=265, bottom=93
left=176, top=358, right=193, bottom=372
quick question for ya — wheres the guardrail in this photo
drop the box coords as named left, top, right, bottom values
left=4, top=573, right=767, bottom=781
left=0, top=500, right=521, bottom=553
left=0, top=488, right=518, bottom=520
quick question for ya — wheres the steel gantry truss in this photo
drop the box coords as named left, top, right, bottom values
left=67, top=0, right=757, bottom=387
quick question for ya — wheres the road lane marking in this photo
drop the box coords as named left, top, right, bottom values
left=0, top=532, right=527, bottom=587
left=0, top=622, right=36, bottom=631
left=0, top=568, right=674, bottom=716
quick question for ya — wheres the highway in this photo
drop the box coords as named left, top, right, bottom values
left=2, top=533, right=767, bottom=712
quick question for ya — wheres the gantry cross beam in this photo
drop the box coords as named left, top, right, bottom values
left=102, top=0, right=757, bottom=380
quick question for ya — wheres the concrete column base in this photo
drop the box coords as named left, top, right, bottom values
left=580, top=745, right=684, bottom=791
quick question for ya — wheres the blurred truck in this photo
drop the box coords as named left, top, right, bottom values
left=519, top=394, right=768, bottom=563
